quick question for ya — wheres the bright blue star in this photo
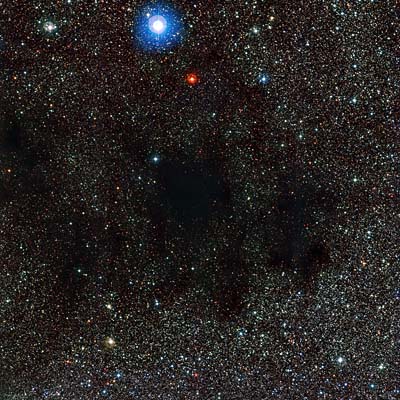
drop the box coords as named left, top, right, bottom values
left=133, top=3, right=183, bottom=52
left=150, top=154, right=161, bottom=164
left=259, top=73, right=271, bottom=85
left=149, top=15, right=167, bottom=34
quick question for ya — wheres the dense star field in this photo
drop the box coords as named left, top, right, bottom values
left=0, top=1, right=399, bottom=399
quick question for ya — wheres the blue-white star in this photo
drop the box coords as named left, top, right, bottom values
left=149, top=15, right=167, bottom=34
left=134, top=4, right=183, bottom=52
left=258, top=73, right=271, bottom=85
left=151, top=155, right=160, bottom=164
left=43, top=20, right=57, bottom=33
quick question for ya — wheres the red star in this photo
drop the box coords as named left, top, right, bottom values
left=186, top=72, right=199, bottom=86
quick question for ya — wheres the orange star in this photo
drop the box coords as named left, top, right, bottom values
left=186, top=72, right=199, bottom=86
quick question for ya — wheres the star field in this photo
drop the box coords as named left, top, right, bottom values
left=0, top=1, right=399, bottom=399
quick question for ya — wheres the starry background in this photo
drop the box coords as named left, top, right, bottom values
left=0, top=0, right=399, bottom=399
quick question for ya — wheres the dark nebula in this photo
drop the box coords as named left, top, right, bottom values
left=269, top=171, right=337, bottom=290
left=156, top=158, right=230, bottom=224
left=2, top=119, right=23, bottom=151
left=213, top=230, right=249, bottom=321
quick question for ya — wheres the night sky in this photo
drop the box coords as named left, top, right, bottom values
left=0, top=1, right=399, bottom=399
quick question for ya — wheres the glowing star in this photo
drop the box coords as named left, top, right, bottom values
left=105, top=337, right=116, bottom=348
left=134, top=4, right=183, bottom=52
left=150, top=154, right=160, bottom=164
left=186, top=72, right=199, bottom=86
left=149, top=15, right=167, bottom=34
left=337, top=356, right=345, bottom=364
left=259, top=73, right=271, bottom=85
left=43, top=21, right=57, bottom=33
